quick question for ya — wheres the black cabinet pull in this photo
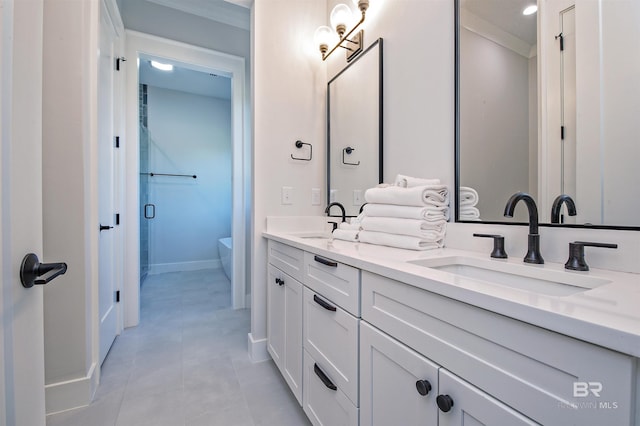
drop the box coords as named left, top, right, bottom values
left=314, top=363, right=337, bottom=391
left=313, top=294, right=337, bottom=312
left=415, top=379, right=432, bottom=396
left=314, top=255, right=338, bottom=267
left=436, top=394, right=454, bottom=412
left=99, top=224, right=114, bottom=232
left=275, top=277, right=284, bottom=286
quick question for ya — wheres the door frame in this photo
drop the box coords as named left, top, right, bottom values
left=123, top=31, right=248, bottom=327
left=1, top=0, right=46, bottom=423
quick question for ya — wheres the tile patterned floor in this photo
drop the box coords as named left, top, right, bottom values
left=46, top=269, right=310, bottom=426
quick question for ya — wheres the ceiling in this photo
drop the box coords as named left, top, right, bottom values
left=145, top=0, right=251, bottom=30
left=139, top=56, right=232, bottom=100
left=462, top=0, right=537, bottom=46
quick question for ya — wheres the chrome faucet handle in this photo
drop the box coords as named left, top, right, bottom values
left=565, top=241, right=618, bottom=271
left=473, top=234, right=508, bottom=259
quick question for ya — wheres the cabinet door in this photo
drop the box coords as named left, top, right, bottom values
left=283, top=274, right=303, bottom=404
left=267, top=265, right=285, bottom=367
left=266, top=264, right=303, bottom=404
left=267, top=265, right=284, bottom=369
left=360, top=322, right=439, bottom=426
left=437, top=369, right=538, bottom=426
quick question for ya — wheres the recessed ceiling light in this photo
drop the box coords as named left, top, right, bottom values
left=523, top=5, right=537, bottom=15
left=150, top=60, right=173, bottom=71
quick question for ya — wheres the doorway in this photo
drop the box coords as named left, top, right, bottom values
left=138, top=56, right=233, bottom=287
left=123, top=32, right=248, bottom=328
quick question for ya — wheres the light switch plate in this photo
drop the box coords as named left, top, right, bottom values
left=353, top=189, right=362, bottom=206
left=311, top=188, right=321, bottom=206
left=282, top=186, right=293, bottom=205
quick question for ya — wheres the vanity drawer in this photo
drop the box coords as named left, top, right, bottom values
left=303, top=287, right=359, bottom=406
left=268, top=240, right=304, bottom=283
left=303, top=251, right=360, bottom=316
left=361, top=271, right=635, bottom=426
left=303, top=350, right=359, bottom=426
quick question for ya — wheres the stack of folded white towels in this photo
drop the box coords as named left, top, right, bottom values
left=459, top=186, right=480, bottom=220
left=332, top=174, right=449, bottom=251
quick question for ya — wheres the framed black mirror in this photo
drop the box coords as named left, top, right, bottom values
left=455, top=0, right=640, bottom=229
left=327, top=38, right=383, bottom=217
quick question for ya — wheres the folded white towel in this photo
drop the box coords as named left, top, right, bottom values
left=339, top=221, right=361, bottom=231
left=363, top=203, right=450, bottom=221
left=360, top=217, right=446, bottom=239
left=459, top=186, right=479, bottom=207
left=359, top=230, right=443, bottom=251
left=395, top=175, right=441, bottom=188
left=364, top=185, right=449, bottom=207
left=332, top=229, right=359, bottom=242
left=459, top=206, right=481, bottom=220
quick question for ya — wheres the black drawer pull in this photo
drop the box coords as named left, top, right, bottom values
left=274, top=277, right=284, bottom=286
left=314, top=255, right=338, bottom=267
left=313, top=294, right=337, bottom=312
left=314, top=363, right=337, bottom=391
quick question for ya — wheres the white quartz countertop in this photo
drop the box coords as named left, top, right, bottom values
left=263, top=231, right=640, bottom=358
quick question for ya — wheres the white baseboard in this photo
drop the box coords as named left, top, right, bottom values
left=248, top=332, right=269, bottom=362
left=45, top=362, right=98, bottom=415
left=148, top=259, right=221, bottom=275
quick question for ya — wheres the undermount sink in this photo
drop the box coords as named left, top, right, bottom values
left=408, top=256, right=611, bottom=297
left=291, top=232, right=331, bottom=239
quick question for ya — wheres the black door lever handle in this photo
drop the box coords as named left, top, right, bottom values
left=100, top=224, right=114, bottom=232
left=20, top=253, right=67, bottom=288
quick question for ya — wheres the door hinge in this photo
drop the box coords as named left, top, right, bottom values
left=115, top=136, right=120, bottom=148
left=115, top=56, right=126, bottom=71
left=561, top=126, right=565, bottom=140
left=555, top=32, right=564, bottom=51
left=115, top=213, right=120, bottom=226
left=115, top=290, right=120, bottom=303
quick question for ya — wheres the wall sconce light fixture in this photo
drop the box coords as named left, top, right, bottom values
left=314, top=0, right=370, bottom=62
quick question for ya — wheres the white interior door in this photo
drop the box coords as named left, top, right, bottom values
left=544, top=2, right=577, bottom=222
left=1, top=0, right=47, bottom=425
left=98, top=1, right=119, bottom=365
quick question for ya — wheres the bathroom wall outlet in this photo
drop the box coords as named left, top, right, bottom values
left=311, top=188, right=321, bottom=206
left=281, top=186, right=293, bottom=205
left=353, top=189, right=363, bottom=206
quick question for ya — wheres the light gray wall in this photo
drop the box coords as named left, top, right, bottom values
left=117, top=0, right=249, bottom=60
left=146, top=86, right=232, bottom=269
left=251, top=0, right=455, bottom=357
left=460, top=27, right=530, bottom=221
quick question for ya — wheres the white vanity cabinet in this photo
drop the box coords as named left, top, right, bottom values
left=265, top=234, right=638, bottom=425
left=360, top=322, right=440, bottom=425
left=302, top=252, right=361, bottom=426
left=361, top=271, right=636, bottom=426
left=360, top=322, right=537, bottom=425
left=267, top=240, right=361, bottom=423
left=267, top=241, right=304, bottom=404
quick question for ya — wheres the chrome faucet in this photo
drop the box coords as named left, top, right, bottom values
left=325, top=202, right=346, bottom=223
left=503, top=192, right=544, bottom=264
left=551, top=194, right=577, bottom=224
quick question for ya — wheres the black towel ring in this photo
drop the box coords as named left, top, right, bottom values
left=291, top=140, right=312, bottom=161
left=342, top=147, right=360, bottom=166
